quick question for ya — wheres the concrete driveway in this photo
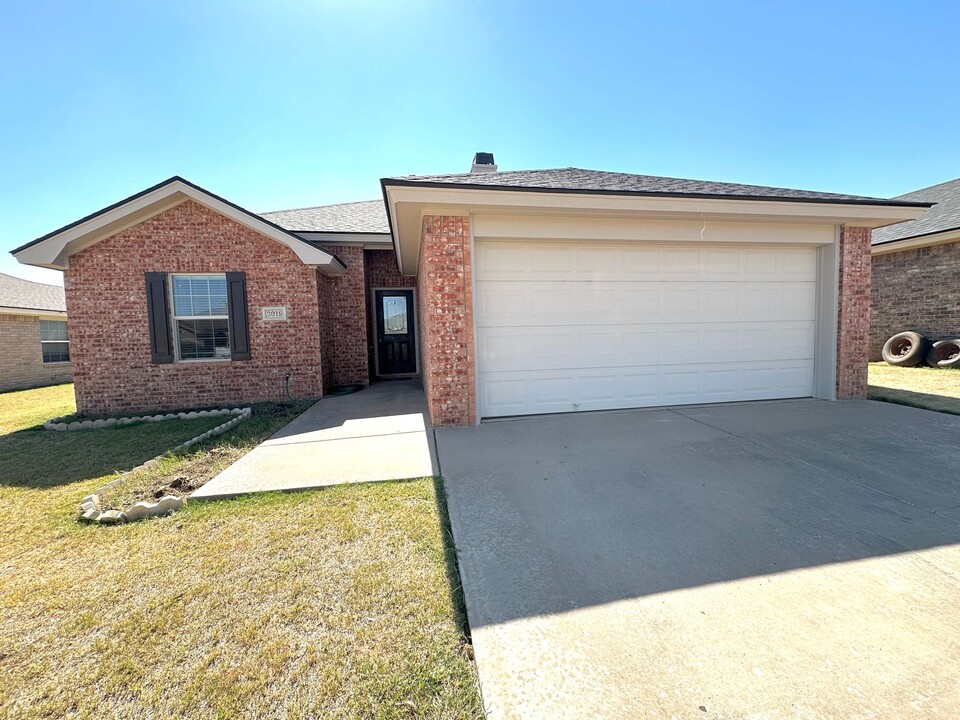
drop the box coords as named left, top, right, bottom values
left=436, top=399, right=960, bottom=719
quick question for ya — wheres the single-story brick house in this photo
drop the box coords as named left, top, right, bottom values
left=0, top=272, right=72, bottom=392
left=870, top=177, right=960, bottom=360
left=11, top=155, right=928, bottom=426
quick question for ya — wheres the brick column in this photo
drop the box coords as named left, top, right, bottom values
left=417, top=215, right=475, bottom=426
left=836, top=225, right=872, bottom=399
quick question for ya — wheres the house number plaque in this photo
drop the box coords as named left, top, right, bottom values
left=262, top=306, right=287, bottom=321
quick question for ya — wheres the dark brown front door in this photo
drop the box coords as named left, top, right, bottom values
left=375, top=289, right=416, bottom=376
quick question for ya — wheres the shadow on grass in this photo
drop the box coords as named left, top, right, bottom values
left=868, top=385, right=960, bottom=416
left=432, top=475, right=473, bottom=645
left=0, top=420, right=223, bottom=489
left=0, top=400, right=317, bottom=491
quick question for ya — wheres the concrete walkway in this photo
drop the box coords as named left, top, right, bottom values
left=437, top=399, right=960, bottom=719
left=192, top=381, right=437, bottom=499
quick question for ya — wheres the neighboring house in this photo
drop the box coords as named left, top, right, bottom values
left=870, top=178, right=960, bottom=360
left=11, top=154, right=927, bottom=426
left=0, top=272, right=72, bottom=392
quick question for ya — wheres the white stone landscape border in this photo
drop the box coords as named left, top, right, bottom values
left=75, top=407, right=252, bottom=524
left=46, top=406, right=249, bottom=431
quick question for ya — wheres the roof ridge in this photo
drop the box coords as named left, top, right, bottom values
left=892, top=176, right=960, bottom=200
left=0, top=271, right=63, bottom=289
left=260, top=198, right=383, bottom=215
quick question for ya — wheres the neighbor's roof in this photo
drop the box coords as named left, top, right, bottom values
left=383, top=167, right=932, bottom=208
left=871, top=177, right=960, bottom=245
left=0, top=272, right=66, bottom=312
left=261, top=200, right=389, bottom=234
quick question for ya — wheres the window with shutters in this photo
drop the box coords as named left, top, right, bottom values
left=170, top=274, right=231, bottom=361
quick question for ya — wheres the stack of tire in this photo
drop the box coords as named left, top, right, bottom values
left=882, top=332, right=960, bottom=369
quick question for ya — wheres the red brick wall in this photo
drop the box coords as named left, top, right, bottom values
left=836, top=225, right=872, bottom=399
left=66, top=200, right=325, bottom=414
left=416, top=216, right=475, bottom=426
left=365, top=248, right=410, bottom=289
left=318, top=245, right=369, bottom=387
left=316, top=269, right=334, bottom=391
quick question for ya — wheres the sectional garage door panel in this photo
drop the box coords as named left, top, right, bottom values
left=475, top=241, right=819, bottom=418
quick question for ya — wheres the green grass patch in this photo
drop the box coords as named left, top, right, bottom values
left=0, top=385, right=482, bottom=719
left=0, top=383, right=76, bottom=434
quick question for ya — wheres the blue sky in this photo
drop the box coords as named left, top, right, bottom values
left=2, top=0, right=958, bottom=284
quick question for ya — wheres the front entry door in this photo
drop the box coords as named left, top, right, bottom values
left=375, top=289, right=417, bottom=376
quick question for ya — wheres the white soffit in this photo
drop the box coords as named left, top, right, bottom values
left=13, top=178, right=347, bottom=275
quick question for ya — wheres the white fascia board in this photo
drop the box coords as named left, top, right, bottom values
left=871, top=228, right=960, bottom=256
left=384, top=184, right=927, bottom=275
left=14, top=180, right=346, bottom=276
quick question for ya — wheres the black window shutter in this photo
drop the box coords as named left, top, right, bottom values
left=226, top=271, right=251, bottom=361
left=145, top=272, right=173, bottom=364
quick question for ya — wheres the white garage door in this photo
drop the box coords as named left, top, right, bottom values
left=475, top=241, right=819, bottom=418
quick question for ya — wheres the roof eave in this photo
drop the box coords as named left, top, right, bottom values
left=381, top=177, right=933, bottom=209
left=0, top=306, right=67, bottom=317
left=872, top=226, right=960, bottom=255
left=382, top=182, right=930, bottom=276
left=12, top=177, right=346, bottom=276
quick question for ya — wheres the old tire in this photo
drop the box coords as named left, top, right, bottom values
left=881, top=332, right=928, bottom=367
left=925, top=339, right=960, bottom=369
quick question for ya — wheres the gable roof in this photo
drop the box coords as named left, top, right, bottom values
left=871, top=177, right=960, bottom=245
left=12, top=177, right=346, bottom=275
left=261, top=200, right=389, bottom=234
left=0, top=272, right=66, bottom=313
left=383, top=167, right=932, bottom=208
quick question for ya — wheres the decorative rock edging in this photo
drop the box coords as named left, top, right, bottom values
left=77, top=407, right=252, bottom=524
left=47, top=406, right=249, bottom=432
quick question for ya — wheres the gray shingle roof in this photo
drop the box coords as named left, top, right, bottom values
left=0, top=273, right=66, bottom=312
left=261, top=200, right=389, bottom=234
left=871, top=178, right=960, bottom=245
left=384, top=167, right=929, bottom=207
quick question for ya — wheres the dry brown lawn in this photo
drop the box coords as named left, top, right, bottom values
left=0, top=384, right=482, bottom=719
left=868, top=362, right=960, bottom=415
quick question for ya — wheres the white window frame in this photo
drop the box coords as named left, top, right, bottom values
left=168, top=273, right=231, bottom=363
left=39, top=318, right=70, bottom=365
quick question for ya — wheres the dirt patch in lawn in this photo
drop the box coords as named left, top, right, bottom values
left=96, top=401, right=315, bottom=511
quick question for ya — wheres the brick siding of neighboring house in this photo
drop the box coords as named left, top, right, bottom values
left=66, top=200, right=327, bottom=414
left=836, top=225, right=872, bottom=399
left=870, top=240, right=960, bottom=361
left=0, top=313, right=73, bottom=392
left=416, top=216, right=475, bottom=427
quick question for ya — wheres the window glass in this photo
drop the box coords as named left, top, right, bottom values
left=383, top=296, right=407, bottom=334
left=40, top=320, right=70, bottom=363
left=171, top=274, right=230, bottom=360
left=176, top=318, right=231, bottom=360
